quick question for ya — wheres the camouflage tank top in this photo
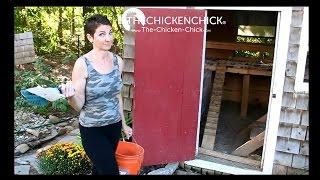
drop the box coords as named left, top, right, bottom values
left=79, top=53, right=123, bottom=127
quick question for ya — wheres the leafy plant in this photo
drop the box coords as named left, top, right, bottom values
left=33, top=56, right=52, bottom=75
left=14, top=57, right=60, bottom=95
left=14, top=56, right=63, bottom=114
left=62, top=52, right=77, bottom=64
left=14, top=7, right=124, bottom=59
left=14, top=96, right=33, bottom=109
left=125, top=112, right=132, bottom=127
left=75, top=133, right=83, bottom=148
left=36, top=143, right=92, bottom=175
left=234, top=36, right=274, bottom=59
left=52, top=98, right=69, bottom=112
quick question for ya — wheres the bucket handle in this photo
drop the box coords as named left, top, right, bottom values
left=122, top=135, right=138, bottom=145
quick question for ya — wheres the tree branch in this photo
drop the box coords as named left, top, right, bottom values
left=111, top=7, right=124, bottom=36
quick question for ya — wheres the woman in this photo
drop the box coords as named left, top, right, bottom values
left=60, top=14, right=132, bottom=175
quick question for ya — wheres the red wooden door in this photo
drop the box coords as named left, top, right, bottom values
left=133, top=8, right=205, bottom=166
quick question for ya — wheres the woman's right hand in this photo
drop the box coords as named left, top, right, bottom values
left=59, top=81, right=76, bottom=99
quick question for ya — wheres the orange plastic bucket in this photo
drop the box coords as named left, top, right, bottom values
left=116, top=140, right=144, bottom=175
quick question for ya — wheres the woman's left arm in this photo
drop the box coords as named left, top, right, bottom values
left=116, top=54, right=133, bottom=139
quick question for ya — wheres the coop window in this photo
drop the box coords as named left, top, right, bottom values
left=235, top=25, right=275, bottom=60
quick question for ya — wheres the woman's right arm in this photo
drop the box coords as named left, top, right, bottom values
left=61, top=58, right=87, bottom=112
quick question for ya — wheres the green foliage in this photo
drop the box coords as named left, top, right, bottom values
left=62, top=52, right=78, bottom=64
left=75, top=133, right=83, bottom=148
left=234, top=36, right=274, bottom=59
left=52, top=98, right=69, bottom=112
left=14, top=7, right=124, bottom=59
left=14, top=57, right=60, bottom=97
left=236, top=36, right=274, bottom=45
left=125, top=112, right=132, bottom=127
left=36, top=143, right=92, bottom=175
left=14, top=96, right=33, bottom=109
left=34, top=105, right=53, bottom=116
left=14, top=56, right=69, bottom=115
left=34, top=57, right=52, bottom=74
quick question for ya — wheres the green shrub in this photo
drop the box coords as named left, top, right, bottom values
left=34, top=56, right=52, bottom=75
left=14, top=58, right=60, bottom=97
left=235, top=36, right=274, bottom=59
left=62, top=52, right=77, bottom=64
left=125, top=112, right=132, bottom=127
left=36, top=143, right=92, bottom=175
left=52, top=98, right=69, bottom=112
left=14, top=56, right=68, bottom=114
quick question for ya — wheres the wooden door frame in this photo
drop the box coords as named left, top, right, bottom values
left=185, top=7, right=293, bottom=175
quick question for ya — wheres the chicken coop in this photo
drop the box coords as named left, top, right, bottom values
left=121, top=7, right=309, bottom=175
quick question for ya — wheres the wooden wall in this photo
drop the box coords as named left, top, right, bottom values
left=205, top=10, right=238, bottom=59
left=122, top=30, right=135, bottom=116
left=273, top=7, right=309, bottom=175
left=222, top=73, right=271, bottom=107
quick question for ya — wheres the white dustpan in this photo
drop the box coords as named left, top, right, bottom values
left=26, top=86, right=65, bottom=102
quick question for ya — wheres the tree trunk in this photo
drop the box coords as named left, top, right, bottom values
left=71, top=7, right=75, bottom=35
left=58, top=7, right=64, bottom=45
left=82, top=6, right=94, bottom=53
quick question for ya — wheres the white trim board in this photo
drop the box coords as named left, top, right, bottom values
left=261, top=8, right=292, bottom=174
left=185, top=159, right=266, bottom=175
left=190, top=7, right=292, bottom=175
left=195, top=9, right=208, bottom=156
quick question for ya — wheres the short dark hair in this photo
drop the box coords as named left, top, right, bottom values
left=84, top=14, right=112, bottom=36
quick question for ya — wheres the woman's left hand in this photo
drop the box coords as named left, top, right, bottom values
left=122, top=125, right=133, bottom=139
